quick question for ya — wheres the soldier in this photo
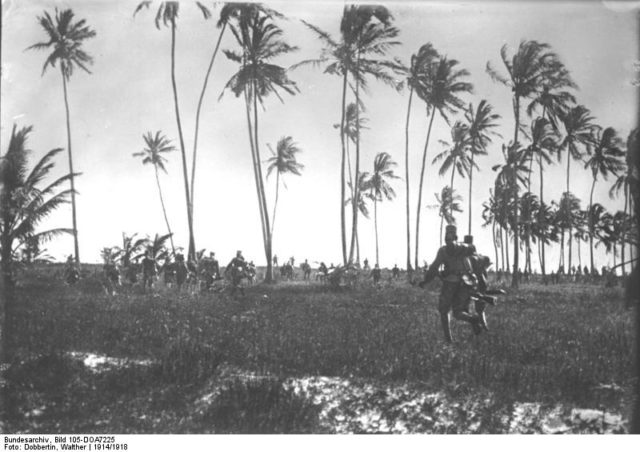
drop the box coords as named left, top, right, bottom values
left=226, top=250, right=248, bottom=295
left=301, top=259, right=312, bottom=280
left=174, top=253, right=189, bottom=291
left=142, top=251, right=157, bottom=292
left=371, top=264, right=381, bottom=285
left=419, top=225, right=483, bottom=343
left=363, top=258, right=370, bottom=271
left=391, top=264, right=400, bottom=279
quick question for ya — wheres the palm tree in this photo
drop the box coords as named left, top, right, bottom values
left=555, top=192, right=581, bottom=271
left=27, top=8, right=96, bottom=265
left=369, top=152, right=399, bottom=266
left=531, top=201, right=559, bottom=272
left=430, top=186, right=463, bottom=245
left=221, top=8, right=298, bottom=282
left=1, top=125, right=75, bottom=290
left=346, top=171, right=371, bottom=265
left=592, top=204, right=614, bottom=267
left=492, top=143, right=529, bottom=278
left=414, top=52, right=473, bottom=269
left=294, top=5, right=402, bottom=265
left=117, top=233, right=148, bottom=268
left=584, top=127, right=625, bottom=273
left=333, top=102, right=369, bottom=202
left=266, top=136, right=304, bottom=240
left=134, top=1, right=211, bottom=261
left=523, top=117, right=557, bottom=274
left=146, top=232, right=174, bottom=264
left=432, top=121, right=471, bottom=217
left=402, top=43, right=440, bottom=273
left=464, top=100, right=501, bottom=236
left=487, top=40, right=565, bottom=286
left=526, top=73, right=576, bottom=133
left=609, top=159, right=634, bottom=276
left=132, top=131, right=177, bottom=255
left=482, top=191, right=501, bottom=270
left=573, top=210, right=588, bottom=271
left=190, top=3, right=279, bottom=225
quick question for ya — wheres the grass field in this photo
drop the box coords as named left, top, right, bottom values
left=1, top=265, right=635, bottom=433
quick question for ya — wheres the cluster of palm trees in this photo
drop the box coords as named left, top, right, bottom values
left=9, top=3, right=638, bottom=289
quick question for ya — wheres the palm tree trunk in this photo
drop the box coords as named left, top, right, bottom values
left=539, top=152, right=546, bottom=275
left=348, top=70, right=362, bottom=265
left=374, top=197, right=379, bottom=266
left=512, top=95, right=520, bottom=287
left=170, top=20, right=196, bottom=261
left=253, top=80, right=273, bottom=282
left=491, top=221, right=500, bottom=271
left=155, top=167, right=176, bottom=254
left=589, top=176, right=597, bottom=273
left=439, top=214, right=444, bottom=246
left=415, top=112, right=437, bottom=270
left=190, top=22, right=227, bottom=224
left=61, top=68, right=80, bottom=265
left=270, top=172, right=280, bottom=239
left=504, top=225, right=510, bottom=273
left=449, top=159, right=457, bottom=218
left=622, top=183, right=628, bottom=276
left=468, top=152, right=474, bottom=236
left=338, top=72, right=349, bottom=265
left=405, top=87, right=414, bottom=273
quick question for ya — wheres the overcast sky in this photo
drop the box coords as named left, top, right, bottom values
left=1, top=0, right=638, bottom=269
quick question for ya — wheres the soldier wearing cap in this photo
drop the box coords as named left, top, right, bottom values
left=420, top=224, right=483, bottom=342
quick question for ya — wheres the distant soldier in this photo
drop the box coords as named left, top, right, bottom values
left=363, top=258, right=370, bottom=271
left=64, top=255, right=79, bottom=285
left=162, top=258, right=175, bottom=287
left=273, top=255, right=279, bottom=267
left=174, top=254, right=189, bottom=291
left=226, top=250, right=248, bottom=295
left=391, top=264, right=400, bottom=279
left=419, top=225, right=483, bottom=343
left=142, top=251, right=157, bottom=291
left=301, top=259, right=312, bottom=280
left=371, top=264, right=382, bottom=285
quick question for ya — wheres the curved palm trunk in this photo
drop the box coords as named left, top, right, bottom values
left=253, top=81, right=273, bottom=283
left=374, top=197, right=379, bottom=266
left=565, top=149, right=572, bottom=272
left=339, top=72, right=349, bottom=265
left=404, top=87, right=414, bottom=274
left=61, top=69, right=80, bottom=264
left=348, top=72, right=362, bottom=265
left=589, top=176, right=597, bottom=273
left=170, top=20, right=196, bottom=261
left=270, top=172, right=280, bottom=239
left=154, top=167, right=176, bottom=254
left=415, top=112, right=437, bottom=270
left=622, top=183, right=628, bottom=276
left=190, top=22, right=228, bottom=223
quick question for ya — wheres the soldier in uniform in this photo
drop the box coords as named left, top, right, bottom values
left=226, top=250, right=248, bottom=295
left=174, top=253, right=189, bottom=291
left=142, top=251, right=157, bottom=292
left=392, top=264, right=400, bottom=279
left=371, top=264, right=382, bottom=285
left=420, top=225, right=483, bottom=343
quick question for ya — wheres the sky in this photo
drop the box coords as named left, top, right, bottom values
left=1, top=0, right=638, bottom=270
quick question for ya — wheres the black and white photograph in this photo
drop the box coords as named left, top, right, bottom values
left=1, top=0, right=639, bottom=437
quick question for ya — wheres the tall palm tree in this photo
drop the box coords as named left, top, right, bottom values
left=526, top=75, right=576, bottom=133
left=557, top=105, right=596, bottom=270
left=190, top=3, right=279, bottom=225
left=609, top=164, right=633, bottom=276
left=482, top=191, right=501, bottom=271
left=1, top=125, right=74, bottom=290
left=464, top=100, right=501, bottom=236
left=369, top=152, right=399, bottom=266
left=431, top=186, right=463, bottom=245
left=266, top=136, right=304, bottom=240
left=346, top=171, right=371, bottom=264
left=531, top=201, right=559, bottom=273
left=333, top=102, right=369, bottom=203
left=414, top=53, right=472, bottom=269
left=523, top=117, right=557, bottom=274
left=487, top=40, right=565, bottom=286
left=132, top=131, right=177, bottom=255
left=432, top=121, right=471, bottom=217
left=134, top=1, right=211, bottom=261
left=295, top=5, right=402, bottom=265
left=573, top=210, right=588, bottom=271
left=27, top=8, right=96, bottom=265
left=402, top=43, right=440, bottom=273
left=492, top=143, right=529, bottom=277
left=584, top=127, right=625, bottom=273
left=221, top=8, right=298, bottom=282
